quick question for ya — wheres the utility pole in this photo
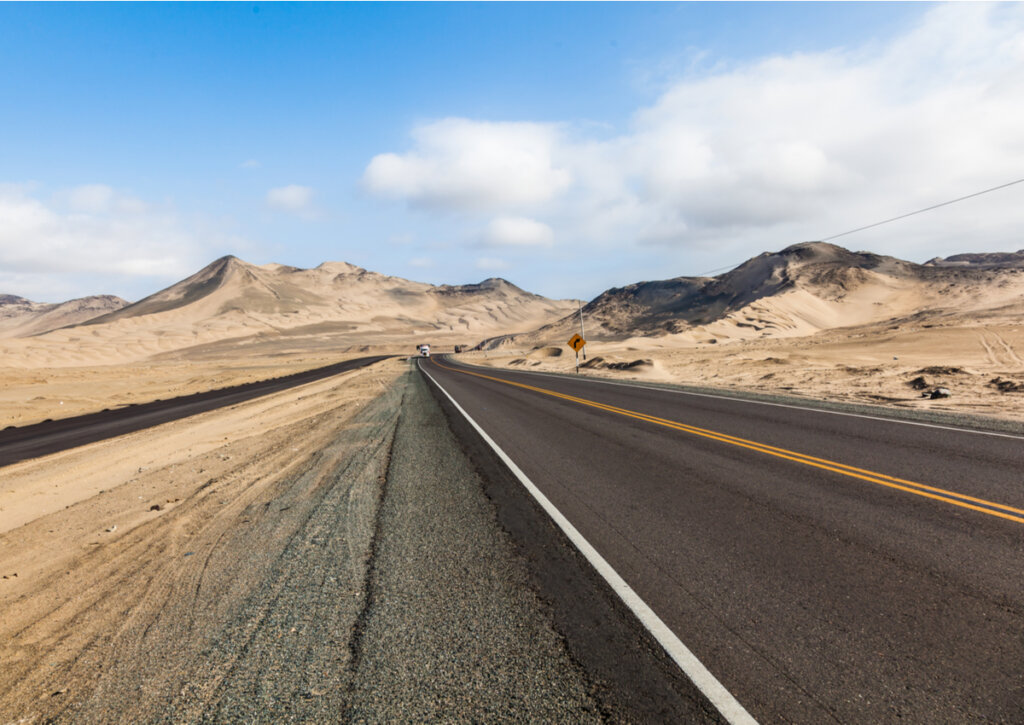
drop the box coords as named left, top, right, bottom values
left=578, top=299, right=586, bottom=360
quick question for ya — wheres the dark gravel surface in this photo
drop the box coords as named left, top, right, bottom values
left=347, top=371, right=603, bottom=722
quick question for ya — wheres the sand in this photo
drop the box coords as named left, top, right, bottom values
left=1, top=243, right=1020, bottom=720
left=467, top=317, right=1024, bottom=423
left=469, top=244, right=1024, bottom=423
left=0, top=357, right=403, bottom=535
left=0, top=256, right=576, bottom=370
left=0, top=358, right=407, bottom=720
left=0, top=352, right=374, bottom=429
left=0, top=256, right=577, bottom=427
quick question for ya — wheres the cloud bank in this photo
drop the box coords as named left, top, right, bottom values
left=0, top=184, right=237, bottom=301
left=364, top=3, right=1024, bottom=270
left=364, top=119, right=571, bottom=211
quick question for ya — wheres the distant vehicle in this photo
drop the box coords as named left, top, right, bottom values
left=418, top=344, right=430, bottom=357
left=454, top=345, right=466, bottom=353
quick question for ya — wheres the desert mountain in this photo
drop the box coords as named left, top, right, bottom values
left=925, top=250, right=1024, bottom=268
left=485, top=242, right=1024, bottom=348
left=88, top=255, right=573, bottom=335
left=0, top=256, right=576, bottom=366
left=0, top=294, right=128, bottom=339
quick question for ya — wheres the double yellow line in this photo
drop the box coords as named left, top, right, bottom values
left=434, top=360, right=1024, bottom=526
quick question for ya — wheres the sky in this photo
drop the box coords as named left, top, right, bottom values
left=2, top=2, right=1024, bottom=303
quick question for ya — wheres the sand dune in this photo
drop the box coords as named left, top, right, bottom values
left=471, top=242, right=1024, bottom=422
left=0, top=294, right=127, bottom=340
left=0, top=256, right=577, bottom=369
left=484, top=243, right=1024, bottom=350
left=0, top=257, right=576, bottom=426
left=3, top=244, right=1023, bottom=426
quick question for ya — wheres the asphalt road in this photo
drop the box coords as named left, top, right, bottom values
left=0, top=355, right=390, bottom=468
left=419, top=355, right=1024, bottom=723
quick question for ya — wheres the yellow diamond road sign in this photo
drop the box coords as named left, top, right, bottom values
left=567, top=333, right=586, bottom=352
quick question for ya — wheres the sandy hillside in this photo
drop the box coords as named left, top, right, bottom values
left=483, top=242, right=1024, bottom=348
left=3, top=243, right=1022, bottom=426
left=0, top=294, right=127, bottom=339
left=0, top=256, right=575, bottom=368
left=468, top=243, right=1024, bottom=423
left=0, top=257, right=576, bottom=426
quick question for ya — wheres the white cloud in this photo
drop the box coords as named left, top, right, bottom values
left=365, top=4, right=1024, bottom=268
left=475, top=256, right=509, bottom=272
left=409, top=257, right=434, bottom=268
left=266, top=185, right=315, bottom=216
left=240, top=159, right=261, bottom=169
left=482, top=216, right=554, bottom=247
left=0, top=184, right=239, bottom=300
left=66, top=184, right=116, bottom=213
left=363, top=118, right=571, bottom=211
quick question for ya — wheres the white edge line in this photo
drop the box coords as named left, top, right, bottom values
left=419, top=361, right=759, bottom=725
left=448, top=358, right=1024, bottom=441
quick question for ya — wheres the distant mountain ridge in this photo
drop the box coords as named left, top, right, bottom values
left=480, top=242, right=1024, bottom=348
left=583, top=243, right=906, bottom=333
left=85, top=255, right=568, bottom=332
left=0, top=293, right=128, bottom=339
left=0, top=255, right=577, bottom=364
left=7, top=244, right=1023, bottom=363
left=925, top=250, right=1024, bottom=268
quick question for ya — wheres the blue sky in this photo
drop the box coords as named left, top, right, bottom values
left=2, top=2, right=1023, bottom=302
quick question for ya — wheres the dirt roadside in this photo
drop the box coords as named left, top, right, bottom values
left=0, top=358, right=403, bottom=721
left=466, top=319, right=1024, bottom=425
left=0, top=360, right=615, bottom=722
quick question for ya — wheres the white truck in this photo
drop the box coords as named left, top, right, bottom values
left=418, top=344, right=430, bottom=358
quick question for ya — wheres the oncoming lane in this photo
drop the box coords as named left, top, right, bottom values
left=421, top=355, right=1024, bottom=723
left=0, top=355, right=392, bottom=467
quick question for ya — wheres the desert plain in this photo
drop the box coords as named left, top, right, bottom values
left=1, top=241, right=1023, bottom=719
left=468, top=317, right=1024, bottom=423
left=469, top=243, right=1024, bottom=425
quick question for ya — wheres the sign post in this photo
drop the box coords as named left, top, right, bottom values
left=578, top=300, right=587, bottom=361
left=567, top=333, right=586, bottom=373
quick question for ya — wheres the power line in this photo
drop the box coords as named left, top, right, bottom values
left=692, top=176, right=1024, bottom=277
left=695, top=262, right=743, bottom=277
left=822, top=177, right=1024, bottom=242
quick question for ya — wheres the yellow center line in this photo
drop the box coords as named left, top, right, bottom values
left=434, top=360, right=1024, bottom=526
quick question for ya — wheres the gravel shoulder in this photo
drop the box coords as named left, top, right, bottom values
left=348, top=368, right=602, bottom=722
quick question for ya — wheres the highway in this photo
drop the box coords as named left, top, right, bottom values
left=0, top=355, right=391, bottom=467
left=420, top=355, right=1024, bottom=723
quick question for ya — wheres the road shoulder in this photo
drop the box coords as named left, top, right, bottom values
left=348, top=368, right=604, bottom=721
left=419, top=361, right=725, bottom=723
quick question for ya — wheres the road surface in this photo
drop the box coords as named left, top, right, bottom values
left=420, top=355, right=1024, bottom=723
left=0, top=355, right=391, bottom=467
